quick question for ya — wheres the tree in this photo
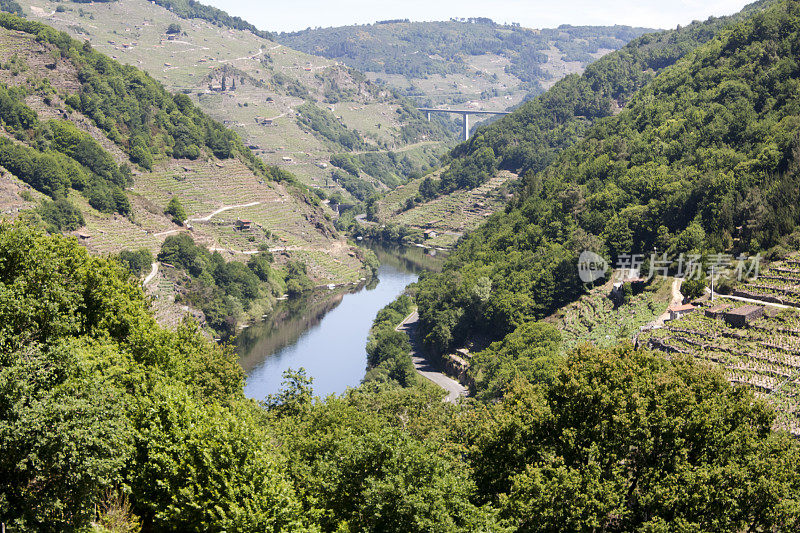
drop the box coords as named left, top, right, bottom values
left=36, top=198, right=84, bottom=232
left=164, top=196, right=186, bottom=225
left=468, top=344, right=800, bottom=531
left=166, top=22, right=181, bottom=34
left=117, top=248, right=154, bottom=277
left=682, top=276, right=707, bottom=300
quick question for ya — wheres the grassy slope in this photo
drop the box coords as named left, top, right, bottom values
left=0, top=26, right=365, bottom=323
left=20, top=0, right=449, bottom=202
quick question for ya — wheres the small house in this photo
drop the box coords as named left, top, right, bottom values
left=668, top=303, right=696, bottom=321
left=282, top=156, right=293, bottom=163
left=423, top=229, right=438, bottom=239
left=723, top=305, right=764, bottom=327
left=76, top=231, right=91, bottom=241
left=235, top=219, right=252, bottom=231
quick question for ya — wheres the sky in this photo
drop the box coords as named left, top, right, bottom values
left=203, top=0, right=754, bottom=33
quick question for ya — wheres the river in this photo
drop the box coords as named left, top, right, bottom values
left=238, top=243, right=444, bottom=400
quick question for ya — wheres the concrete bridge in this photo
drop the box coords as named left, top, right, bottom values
left=418, top=107, right=512, bottom=141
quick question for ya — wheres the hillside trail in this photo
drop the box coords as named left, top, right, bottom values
left=189, top=201, right=262, bottom=222
left=143, top=262, right=159, bottom=286
left=396, top=310, right=467, bottom=403
left=649, top=277, right=684, bottom=329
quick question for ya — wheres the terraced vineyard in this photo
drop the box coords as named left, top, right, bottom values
left=641, top=301, right=800, bottom=435
left=0, top=20, right=368, bottom=303
left=22, top=0, right=451, bottom=202
left=378, top=170, right=515, bottom=248
left=548, top=277, right=672, bottom=353
left=731, top=255, right=800, bottom=307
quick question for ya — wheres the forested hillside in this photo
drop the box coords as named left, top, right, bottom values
left=280, top=20, right=653, bottom=108
left=367, top=8, right=771, bottom=245
left=2, top=223, right=799, bottom=531
left=415, top=0, right=798, bottom=365
left=439, top=0, right=773, bottom=191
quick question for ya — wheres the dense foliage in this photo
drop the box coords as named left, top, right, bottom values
left=164, top=196, right=186, bottom=225
left=0, top=82, right=132, bottom=214
left=157, top=233, right=286, bottom=336
left=363, top=294, right=417, bottom=386
left=433, top=0, right=773, bottom=198
left=0, top=224, right=288, bottom=531
left=36, top=198, right=85, bottom=232
left=116, top=247, right=154, bottom=277
left=466, top=344, right=800, bottom=531
left=3, top=226, right=798, bottom=531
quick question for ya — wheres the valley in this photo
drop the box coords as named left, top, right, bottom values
left=279, top=20, right=654, bottom=109
left=22, top=0, right=452, bottom=203
left=7, top=0, right=800, bottom=531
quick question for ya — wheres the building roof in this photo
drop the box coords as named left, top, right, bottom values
left=669, top=303, right=695, bottom=312
left=707, top=304, right=732, bottom=313
left=727, top=305, right=763, bottom=316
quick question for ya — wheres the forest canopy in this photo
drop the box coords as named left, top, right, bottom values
left=1, top=224, right=799, bottom=531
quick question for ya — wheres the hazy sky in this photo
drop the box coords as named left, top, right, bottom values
left=203, top=0, right=753, bottom=33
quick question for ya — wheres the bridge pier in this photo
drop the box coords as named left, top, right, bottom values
left=417, top=107, right=510, bottom=143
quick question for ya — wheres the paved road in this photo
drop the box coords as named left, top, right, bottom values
left=396, top=310, right=467, bottom=403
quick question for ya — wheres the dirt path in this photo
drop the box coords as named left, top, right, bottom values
left=396, top=310, right=467, bottom=403
left=715, top=293, right=792, bottom=309
left=647, top=277, right=684, bottom=328
left=143, top=262, right=159, bottom=286
left=189, top=201, right=261, bottom=222
left=152, top=228, right=183, bottom=238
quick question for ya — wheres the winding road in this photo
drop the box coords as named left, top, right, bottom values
left=396, top=310, right=467, bottom=403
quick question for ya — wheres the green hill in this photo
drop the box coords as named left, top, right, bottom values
left=0, top=13, right=370, bottom=333
left=2, top=222, right=799, bottom=531
left=19, top=0, right=457, bottom=204
left=279, top=20, right=654, bottom=108
left=415, top=0, right=800, bottom=382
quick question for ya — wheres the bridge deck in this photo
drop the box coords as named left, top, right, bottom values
left=418, top=107, right=511, bottom=115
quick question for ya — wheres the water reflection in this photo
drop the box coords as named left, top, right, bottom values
left=238, top=243, right=443, bottom=400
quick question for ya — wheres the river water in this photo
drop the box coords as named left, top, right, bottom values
left=238, top=243, right=444, bottom=400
